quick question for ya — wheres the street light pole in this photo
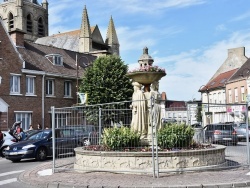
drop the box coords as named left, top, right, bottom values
left=199, top=85, right=210, bottom=124
left=75, top=53, right=90, bottom=104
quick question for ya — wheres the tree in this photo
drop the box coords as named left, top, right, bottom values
left=80, top=55, right=133, bottom=105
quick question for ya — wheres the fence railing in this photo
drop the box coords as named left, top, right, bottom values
left=51, top=101, right=250, bottom=175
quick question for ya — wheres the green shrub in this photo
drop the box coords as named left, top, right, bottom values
left=157, top=124, right=195, bottom=149
left=102, top=126, right=141, bottom=150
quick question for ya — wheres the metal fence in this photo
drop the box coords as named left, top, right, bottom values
left=51, top=100, right=250, bottom=175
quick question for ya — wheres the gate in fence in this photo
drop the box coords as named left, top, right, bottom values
left=51, top=100, right=250, bottom=176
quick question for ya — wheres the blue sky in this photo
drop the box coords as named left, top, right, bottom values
left=9, top=0, right=250, bottom=101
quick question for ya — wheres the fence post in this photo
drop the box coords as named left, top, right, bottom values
left=99, top=108, right=102, bottom=145
left=51, top=106, right=55, bottom=174
left=245, top=103, right=250, bottom=166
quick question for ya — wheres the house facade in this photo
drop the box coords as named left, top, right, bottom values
left=199, top=47, right=248, bottom=126
left=225, top=58, right=250, bottom=122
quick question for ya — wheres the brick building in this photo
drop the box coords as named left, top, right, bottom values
left=0, top=20, right=96, bottom=130
left=0, top=1, right=120, bottom=130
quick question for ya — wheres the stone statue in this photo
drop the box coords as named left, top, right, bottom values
left=130, top=82, right=148, bottom=138
left=147, top=81, right=162, bottom=138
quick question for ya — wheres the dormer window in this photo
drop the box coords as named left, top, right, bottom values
left=45, top=54, right=63, bottom=66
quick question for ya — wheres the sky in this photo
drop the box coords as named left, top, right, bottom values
left=4, top=0, right=250, bottom=101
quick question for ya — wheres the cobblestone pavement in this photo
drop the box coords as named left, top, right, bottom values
left=18, top=159, right=250, bottom=188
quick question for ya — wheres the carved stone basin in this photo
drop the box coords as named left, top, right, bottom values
left=126, top=72, right=166, bottom=85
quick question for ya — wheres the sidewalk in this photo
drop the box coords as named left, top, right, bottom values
left=19, top=159, right=250, bottom=188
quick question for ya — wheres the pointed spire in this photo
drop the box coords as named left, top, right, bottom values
left=105, top=16, right=119, bottom=45
left=80, top=5, right=91, bottom=38
left=79, top=5, right=92, bottom=53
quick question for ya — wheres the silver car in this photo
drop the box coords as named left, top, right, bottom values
left=234, top=123, right=250, bottom=141
left=204, top=123, right=238, bottom=145
left=0, top=131, right=17, bottom=157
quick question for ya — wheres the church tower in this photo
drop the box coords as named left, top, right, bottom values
left=105, top=16, right=119, bottom=56
left=0, top=0, right=49, bottom=42
left=79, top=5, right=92, bottom=53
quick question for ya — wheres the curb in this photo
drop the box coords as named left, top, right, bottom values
left=18, top=160, right=250, bottom=188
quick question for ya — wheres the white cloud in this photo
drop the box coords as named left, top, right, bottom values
left=102, top=0, right=206, bottom=13
left=155, top=30, right=250, bottom=101
left=230, top=11, right=250, bottom=22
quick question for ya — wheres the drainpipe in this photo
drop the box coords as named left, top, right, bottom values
left=42, top=74, right=45, bottom=129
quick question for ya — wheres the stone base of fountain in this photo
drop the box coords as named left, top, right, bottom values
left=74, top=144, right=226, bottom=174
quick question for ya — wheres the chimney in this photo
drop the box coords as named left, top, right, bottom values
left=9, top=29, right=26, bottom=47
left=228, top=47, right=245, bottom=57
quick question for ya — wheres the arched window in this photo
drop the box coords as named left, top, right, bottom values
left=26, top=14, right=33, bottom=33
left=8, top=12, right=14, bottom=30
left=38, top=17, right=44, bottom=36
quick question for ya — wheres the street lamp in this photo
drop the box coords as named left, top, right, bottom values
left=199, top=85, right=210, bottom=124
left=76, top=54, right=90, bottom=104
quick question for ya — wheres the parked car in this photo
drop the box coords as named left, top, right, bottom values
left=61, top=125, right=99, bottom=146
left=0, top=131, right=17, bottom=157
left=191, top=123, right=202, bottom=128
left=204, top=123, right=238, bottom=145
left=5, top=128, right=80, bottom=162
left=234, top=123, right=250, bottom=141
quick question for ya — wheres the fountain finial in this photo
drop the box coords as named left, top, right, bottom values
left=143, top=47, right=148, bottom=55
left=138, top=47, right=154, bottom=67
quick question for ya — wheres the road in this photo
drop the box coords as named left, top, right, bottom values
left=0, top=157, right=51, bottom=188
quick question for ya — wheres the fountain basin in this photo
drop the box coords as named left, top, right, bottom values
left=126, top=72, right=166, bottom=84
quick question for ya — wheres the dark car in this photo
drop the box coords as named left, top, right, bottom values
left=5, top=128, right=80, bottom=162
left=204, top=123, right=238, bottom=145
left=61, top=125, right=99, bottom=146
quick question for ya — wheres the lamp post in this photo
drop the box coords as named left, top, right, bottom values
left=199, top=85, right=210, bottom=124
left=76, top=54, right=90, bottom=104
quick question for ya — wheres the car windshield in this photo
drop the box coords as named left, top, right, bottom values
left=214, top=125, right=233, bottom=130
left=27, top=130, right=50, bottom=140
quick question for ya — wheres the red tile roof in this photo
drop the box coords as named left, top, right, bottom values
left=199, top=69, right=238, bottom=92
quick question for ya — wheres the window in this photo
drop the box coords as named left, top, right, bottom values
left=223, top=91, right=226, bottom=103
left=46, top=79, right=54, bottom=96
left=64, top=81, right=71, bottom=97
left=38, top=17, right=44, bottom=36
left=26, top=76, right=35, bottom=95
left=168, top=113, right=172, bottom=118
left=241, top=86, right=245, bottom=102
left=8, top=12, right=14, bottom=31
left=228, top=89, right=232, bottom=103
left=213, top=93, right=217, bottom=103
left=10, top=74, right=21, bottom=94
left=53, top=55, right=63, bottom=65
left=234, top=88, right=238, bottom=102
left=218, top=92, right=221, bottom=104
left=15, top=112, right=32, bottom=130
left=45, top=54, right=63, bottom=66
left=26, top=14, right=33, bottom=33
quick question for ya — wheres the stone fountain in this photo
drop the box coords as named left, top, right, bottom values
left=126, top=47, right=166, bottom=143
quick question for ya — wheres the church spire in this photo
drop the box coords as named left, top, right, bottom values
left=105, top=16, right=119, bottom=55
left=79, top=5, right=92, bottom=53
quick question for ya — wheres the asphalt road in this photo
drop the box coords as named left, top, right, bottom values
left=0, top=157, right=52, bottom=188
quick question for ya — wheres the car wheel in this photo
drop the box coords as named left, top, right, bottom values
left=0, top=146, right=8, bottom=158
left=11, top=159, right=21, bottom=163
left=36, top=147, right=47, bottom=161
left=83, top=139, right=90, bottom=146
